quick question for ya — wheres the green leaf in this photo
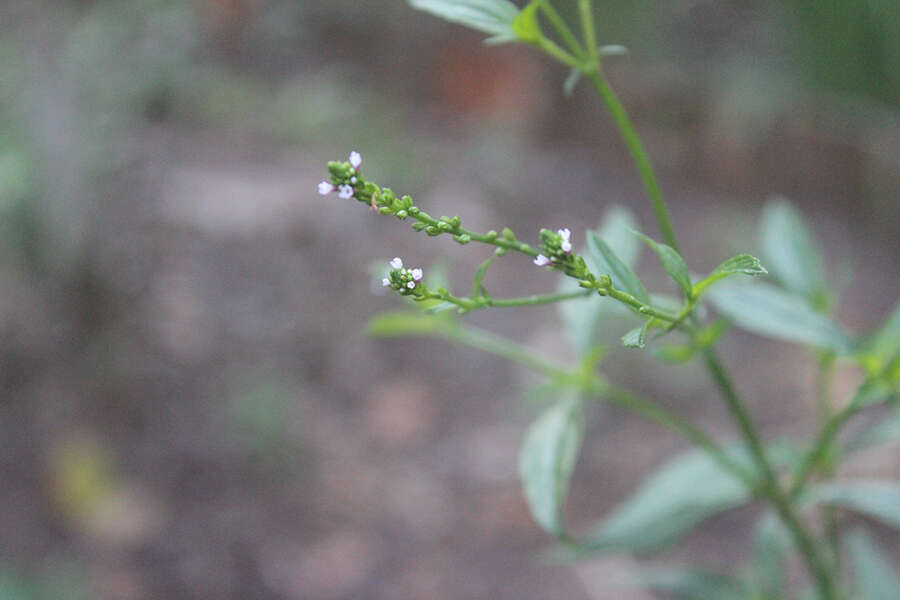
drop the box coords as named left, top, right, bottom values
left=750, top=511, right=790, bottom=599
left=519, top=396, right=584, bottom=538
left=759, top=197, right=827, bottom=303
left=367, top=310, right=457, bottom=338
left=808, top=481, right=900, bottom=530
left=511, top=0, right=542, bottom=43
left=563, top=67, right=582, bottom=97
left=706, top=282, right=854, bottom=353
left=859, top=302, right=900, bottom=374
left=637, top=568, right=749, bottom=600
left=653, top=344, right=696, bottom=364
left=633, top=230, right=693, bottom=299
left=423, top=301, right=458, bottom=314
left=558, top=206, right=640, bottom=355
left=409, top=0, right=521, bottom=42
left=847, top=529, right=900, bottom=600
left=580, top=447, right=756, bottom=554
left=588, top=233, right=651, bottom=305
left=844, top=409, right=900, bottom=454
left=622, top=320, right=652, bottom=349
left=692, top=254, right=768, bottom=298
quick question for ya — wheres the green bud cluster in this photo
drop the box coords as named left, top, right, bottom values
left=537, top=228, right=595, bottom=283
left=385, top=267, right=427, bottom=297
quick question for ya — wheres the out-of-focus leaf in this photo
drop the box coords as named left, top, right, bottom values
left=706, top=282, right=853, bottom=353
left=808, top=481, right=900, bottom=529
left=511, top=0, right=542, bottom=43
left=654, top=344, right=696, bottom=364
left=580, top=447, right=756, bottom=554
left=588, top=233, right=650, bottom=304
left=750, top=511, right=790, bottom=599
left=367, top=311, right=457, bottom=338
left=621, top=321, right=651, bottom=349
left=519, top=396, right=584, bottom=538
left=692, top=254, right=768, bottom=298
left=759, top=197, right=827, bottom=304
left=847, top=529, right=900, bottom=600
left=599, top=44, right=628, bottom=57
left=633, top=230, right=692, bottom=299
left=409, top=0, right=521, bottom=43
left=558, top=206, right=639, bottom=355
left=844, top=409, right=900, bottom=454
left=858, top=302, right=900, bottom=375
left=563, top=67, right=582, bottom=97
left=637, top=568, right=749, bottom=600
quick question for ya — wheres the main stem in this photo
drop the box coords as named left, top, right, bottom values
left=703, top=348, right=837, bottom=599
left=580, top=45, right=835, bottom=596
left=585, top=70, right=680, bottom=253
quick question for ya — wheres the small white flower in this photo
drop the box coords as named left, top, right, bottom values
left=382, top=278, right=391, bottom=287
left=349, top=151, right=362, bottom=170
left=350, top=176, right=357, bottom=184
left=411, top=268, right=423, bottom=281
left=558, top=228, right=572, bottom=253
left=338, top=184, right=354, bottom=199
left=407, top=281, right=415, bottom=289
left=390, top=257, right=403, bottom=269
left=534, top=254, right=551, bottom=266
left=318, top=181, right=334, bottom=195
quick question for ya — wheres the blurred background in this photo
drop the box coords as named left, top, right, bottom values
left=1, top=0, right=898, bottom=598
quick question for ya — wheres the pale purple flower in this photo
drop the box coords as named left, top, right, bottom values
left=407, top=281, right=415, bottom=289
left=349, top=151, right=362, bottom=170
left=411, top=268, right=423, bottom=282
left=382, top=278, right=391, bottom=287
left=534, top=254, right=551, bottom=266
left=558, top=228, right=573, bottom=253
left=338, top=184, right=354, bottom=199
left=390, top=257, right=403, bottom=270
left=318, top=181, right=335, bottom=195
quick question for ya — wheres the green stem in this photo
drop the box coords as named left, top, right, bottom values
left=789, top=380, right=879, bottom=498
left=703, top=347, right=837, bottom=600
left=815, top=352, right=841, bottom=570
left=439, top=323, right=754, bottom=489
left=577, top=0, right=598, bottom=66
left=444, top=323, right=571, bottom=379
left=487, top=290, right=592, bottom=308
left=538, top=1, right=585, bottom=61
left=604, top=286, right=681, bottom=323
left=598, top=384, right=757, bottom=489
left=585, top=71, right=681, bottom=253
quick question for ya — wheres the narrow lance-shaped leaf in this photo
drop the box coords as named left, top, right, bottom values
left=859, top=301, right=900, bottom=374
left=367, top=310, right=457, bottom=337
left=844, top=409, right=900, bottom=455
left=409, top=0, right=521, bottom=44
left=632, top=230, right=693, bottom=299
left=579, top=447, right=756, bottom=554
left=759, top=197, right=827, bottom=303
left=692, top=254, right=768, bottom=298
left=588, top=232, right=651, bottom=305
left=558, top=206, right=640, bottom=355
left=706, top=282, right=854, bottom=354
left=808, top=480, right=900, bottom=530
left=519, top=396, right=584, bottom=538
left=846, top=529, right=900, bottom=600
left=637, top=568, right=750, bottom=600
left=511, top=0, right=542, bottom=44
left=750, top=511, right=790, bottom=599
